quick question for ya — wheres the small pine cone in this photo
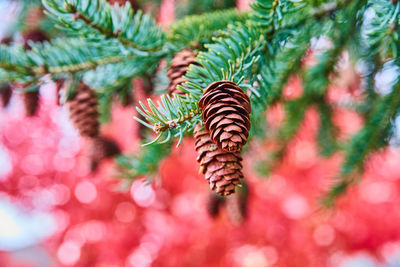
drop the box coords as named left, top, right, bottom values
left=67, top=83, right=99, bottom=138
left=22, top=29, right=48, bottom=50
left=0, top=83, right=12, bottom=108
left=194, top=124, right=243, bottom=196
left=167, top=49, right=197, bottom=95
left=90, top=136, right=121, bottom=171
left=0, top=36, right=13, bottom=45
left=24, top=90, right=39, bottom=116
left=226, top=186, right=248, bottom=224
left=25, top=6, right=45, bottom=32
left=199, top=81, right=251, bottom=153
left=206, top=192, right=225, bottom=218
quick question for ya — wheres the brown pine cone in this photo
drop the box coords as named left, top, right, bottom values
left=90, top=136, right=121, bottom=171
left=24, top=90, right=40, bottom=116
left=22, top=29, right=48, bottom=50
left=0, top=83, right=12, bottom=108
left=167, top=49, right=197, bottom=95
left=0, top=34, right=13, bottom=109
left=194, top=124, right=243, bottom=196
left=206, top=192, right=225, bottom=218
left=199, top=81, right=251, bottom=153
left=67, top=83, right=99, bottom=138
left=226, top=185, right=248, bottom=224
left=20, top=29, right=48, bottom=116
left=0, top=36, right=13, bottom=45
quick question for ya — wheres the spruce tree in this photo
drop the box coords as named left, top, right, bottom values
left=1, top=0, right=400, bottom=201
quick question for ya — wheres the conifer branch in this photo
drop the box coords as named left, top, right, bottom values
left=136, top=94, right=202, bottom=146
left=365, top=0, right=400, bottom=60
left=0, top=45, right=36, bottom=77
left=42, top=0, right=165, bottom=52
left=285, top=1, right=364, bottom=131
left=84, top=59, right=158, bottom=122
left=254, top=0, right=366, bottom=167
left=346, top=97, right=397, bottom=167
left=253, top=21, right=313, bottom=120
left=0, top=38, right=162, bottom=83
left=136, top=23, right=266, bottom=145
left=3, top=0, right=400, bottom=201
left=251, top=0, right=305, bottom=31
left=325, top=80, right=400, bottom=203
left=180, top=24, right=266, bottom=98
left=317, top=102, right=339, bottom=157
left=168, top=9, right=250, bottom=51
left=42, top=55, right=132, bottom=75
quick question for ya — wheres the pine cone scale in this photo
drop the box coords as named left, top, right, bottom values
left=204, top=105, right=249, bottom=123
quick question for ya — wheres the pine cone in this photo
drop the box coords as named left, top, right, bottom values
left=0, top=83, right=12, bottom=108
left=20, top=30, right=47, bottom=116
left=226, top=185, right=248, bottom=224
left=90, top=136, right=121, bottom=171
left=25, top=6, right=45, bottom=32
left=199, top=81, right=251, bottom=153
left=22, top=29, right=48, bottom=50
left=206, top=192, right=225, bottom=218
left=24, top=90, right=39, bottom=116
left=194, top=124, right=243, bottom=196
left=0, top=36, right=13, bottom=45
left=67, top=83, right=99, bottom=138
left=167, top=49, right=197, bottom=95
left=0, top=31, right=13, bottom=109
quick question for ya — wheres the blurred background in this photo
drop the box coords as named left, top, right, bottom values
left=1, top=0, right=400, bottom=266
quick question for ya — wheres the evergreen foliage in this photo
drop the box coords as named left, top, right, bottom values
left=175, top=0, right=236, bottom=19
left=1, top=0, right=400, bottom=202
left=167, top=9, right=249, bottom=52
left=42, top=0, right=165, bottom=51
